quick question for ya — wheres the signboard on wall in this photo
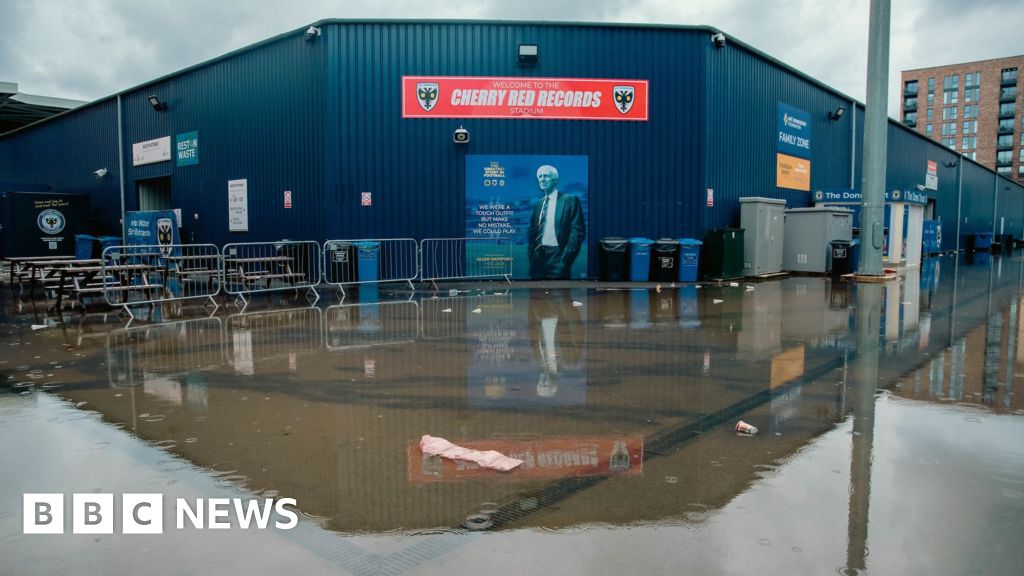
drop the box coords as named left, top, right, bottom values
left=466, top=154, right=589, bottom=280
left=776, top=102, right=812, bottom=191
left=132, top=136, right=171, bottom=166
left=228, top=179, right=248, bottom=232
left=925, top=160, right=938, bottom=190
left=175, top=131, right=199, bottom=167
left=403, top=76, right=649, bottom=121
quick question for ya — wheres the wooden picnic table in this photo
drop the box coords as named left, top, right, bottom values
left=223, top=255, right=305, bottom=288
left=53, top=262, right=162, bottom=310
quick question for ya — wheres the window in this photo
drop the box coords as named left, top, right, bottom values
left=964, top=88, right=980, bottom=102
left=963, top=120, right=978, bottom=134
left=1020, top=132, right=1024, bottom=146
left=943, top=107, right=958, bottom=120
left=944, top=74, right=959, bottom=90
left=964, top=105, right=978, bottom=118
left=1020, top=148, right=1024, bottom=162
left=1001, top=86, right=1018, bottom=100
left=965, top=152, right=976, bottom=161
left=1002, top=68, right=1018, bottom=84
left=926, top=123, right=933, bottom=135
left=942, top=123, right=957, bottom=136
left=904, top=96, right=918, bottom=109
left=998, top=134, right=1014, bottom=148
left=943, top=91, right=959, bottom=105
left=927, top=93, right=934, bottom=106
left=1000, top=118, right=1016, bottom=132
left=997, top=150, right=1013, bottom=164
left=961, top=137, right=976, bottom=150
left=1019, top=165, right=1024, bottom=178
left=927, top=77, right=935, bottom=93
left=1001, top=102, right=1017, bottom=117
left=944, top=138, right=957, bottom=149
left=965, top=72, right=981, bottom=87
left=927, top=108, right=934, bottom=121
left=905, top=80, right=919, bottom=94
left=998, top=166, right=1013, bottom=176
left=905, top=111, right=917, bottom=123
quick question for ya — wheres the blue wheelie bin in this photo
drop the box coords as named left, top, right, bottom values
left=97, top=235, right=122, bottom=259
left=677, top=239, right=703, bottom=282
left=355, top=241, right=380, bottom=283
left=75, top=235, right=98, bottom=260
left=629, top=238, right=653, bottom=281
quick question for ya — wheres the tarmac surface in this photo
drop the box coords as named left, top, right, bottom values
left=2, top=252, right=1023, bottom=575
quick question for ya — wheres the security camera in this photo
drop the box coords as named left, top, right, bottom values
left=711, top=32, right=726, bottom=48
left=915, top=184, right=927, bottom=192
left=304, top=26, right=321, bottom=41
left=453, top=126, right=470, bottom=144
left=93, top=168, right=108, bottom=179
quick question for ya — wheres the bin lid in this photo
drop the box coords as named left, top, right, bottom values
left=678, top=238, right=703, bottom=246
left=628, top=237, right=653, bottom=245
left=654, top=238, right=679, bottom=244
left=75, top=234, right=99, bottom=240
left=353, top=240, right=381, bottom=247
left=97, top=235, right=122, bottom=241
left=830, top=239, right=853, bottom=246
left=784, top=206, right=853, bottom=214
left=739, top=196, right=786, bottom=205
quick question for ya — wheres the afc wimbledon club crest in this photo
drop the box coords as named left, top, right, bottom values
left=157, top=218, right=174, bottom=256
left=613, top=85, right=635, bottom=114
left=417, top=82, right=439, bottom=111
left=37, top=209, right=65, bottom=235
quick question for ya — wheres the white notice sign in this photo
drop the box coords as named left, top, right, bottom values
left=132, top=136, right=172, bottom=166
left=228, top=179, right=249, bottom=232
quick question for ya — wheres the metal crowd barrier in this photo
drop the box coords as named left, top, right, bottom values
left=101, top=244, right=222, bottom=320
left=225, top=307, right=325, bottom=374
left=222, top=241, right=321, bottom=311
left=322, top=238, right=418, bottom=296
left=419, top=237, right=513, bottom=288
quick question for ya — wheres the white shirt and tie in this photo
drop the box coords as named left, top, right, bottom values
left=538, top=190, right=559, bottom=247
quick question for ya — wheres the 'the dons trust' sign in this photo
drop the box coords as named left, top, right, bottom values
left=402, top=76, right=649, bottom=121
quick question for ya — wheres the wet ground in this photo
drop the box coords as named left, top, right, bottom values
left=2, top=253, right=1024, bottom=575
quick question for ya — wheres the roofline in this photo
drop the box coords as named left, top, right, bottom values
left=902, top=54, right=1024, bottom=74
left=0, top=18, right=1021, bottom=190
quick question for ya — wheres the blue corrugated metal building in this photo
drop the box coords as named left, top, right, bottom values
left=1, top=19, right=1021, bottom=271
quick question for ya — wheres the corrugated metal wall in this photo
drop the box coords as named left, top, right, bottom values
left=0, top=100, right=121, bottom=234
left=702, top=40, right=855, bottom=233
left=4, top=20, right=1024, bottom=266
left=327, top=22, right=706, bottom=274
left=120, top=32, right=328, bottom=246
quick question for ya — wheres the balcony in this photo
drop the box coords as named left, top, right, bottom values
left=1000, top=108, right=1018, bottom=119
left=1002, top=73, right=1019, bottom=87
left=1002, top=92, right=1018, bottom=104
left=903, top=101, right=918, bottom=111
left=903, top=85, right=919, bottom=96
left=996, top=158, right=1013, bottom=167
left=999, top=122, right=1015, bottom=135
left=903, top=118, right=917, bottom=128
left=996, top=141, right=1014, bottom=151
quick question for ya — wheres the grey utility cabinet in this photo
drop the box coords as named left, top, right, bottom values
left=783, top=207, right=853, bottom=273
left=740, top=197, right=786, bottom=276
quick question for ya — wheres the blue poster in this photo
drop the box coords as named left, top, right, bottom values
left=125, top=210, right=181, bottom=257
left=466, top=155, right=589, bottom=280
left=777, top=102, right=811, bottom=159
left=175, top=131, right=199, bottom=166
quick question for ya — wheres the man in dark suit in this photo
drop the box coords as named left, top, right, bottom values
left=528, top=165, right=586, bottom=279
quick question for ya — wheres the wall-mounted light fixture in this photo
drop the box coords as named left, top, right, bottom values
left=304, top=26, right=321, bottom=41
left=93, top=168, right=108, bottom=180
left=147, top=95, right=167, bottom=111
left=711, top=32, right=726, bottom=48
left=915, top=184, right=927, bottom=192
left=518, top=44, right=538, bottom=65
left=943, top=159, right=959, bottom=168
left=453, top=126, right=469, bottom=144
left=829, top=105, right=847, bottom=121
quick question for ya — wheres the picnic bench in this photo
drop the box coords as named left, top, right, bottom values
left=223, top=255, right=306, bottom=289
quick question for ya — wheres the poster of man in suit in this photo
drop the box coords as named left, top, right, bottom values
left=466, top=155, right=589, bottom=280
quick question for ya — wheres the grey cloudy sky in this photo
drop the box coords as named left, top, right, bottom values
left=2, top=0, right=1022, bottom=115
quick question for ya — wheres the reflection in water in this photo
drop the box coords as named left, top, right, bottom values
left=3, top=254, right=1024, bottom=574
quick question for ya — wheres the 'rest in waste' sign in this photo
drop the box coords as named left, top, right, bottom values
left=175, top=131, right=199, bottom=167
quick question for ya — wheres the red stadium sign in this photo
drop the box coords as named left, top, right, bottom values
left=402, top=76, right=649, bottom=121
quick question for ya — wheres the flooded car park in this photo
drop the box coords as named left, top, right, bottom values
left=2, top=253, right=1024, bottom=575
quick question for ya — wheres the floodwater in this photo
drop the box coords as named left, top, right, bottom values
left=2, top=253, right=1024, bottom=575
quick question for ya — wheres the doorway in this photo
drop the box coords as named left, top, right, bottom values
left=137, top=176, right=172, bottom=211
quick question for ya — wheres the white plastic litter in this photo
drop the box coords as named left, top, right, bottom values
left=713, top=299, right=724, bottom=304
left=728, top=282, right=740, bottom=287
left=31, top=325, right=48, bottom=331
left=419, top=435, right=523, bottom=472
left=471, top=308, right=482, bottom=314
left=441, top=308, right=452, bottom=313
left=572, top=301, right=583, bottom=307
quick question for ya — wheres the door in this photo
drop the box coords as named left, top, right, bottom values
left=137, top=176, right=172, bottom=211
